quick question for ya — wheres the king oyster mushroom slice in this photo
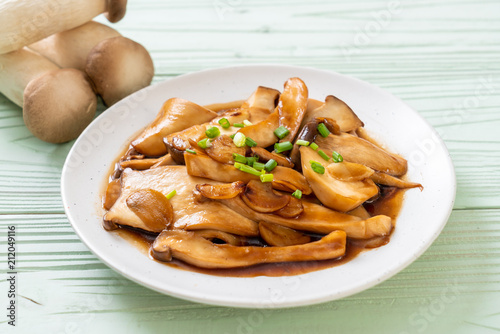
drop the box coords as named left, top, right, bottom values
left=119, top=154, right=174, bottom=170
left=326, top=161, right=374, bottom=182
left=241, top=86, right=280, bottom=123
left=104, top=166, right=258, bottom=236
left=184, top=152, right=312, bottom=194
left=132, top=98, right=218, bottom=156
left=220, top=196, right=392, bottom=239
left=238, top=111, right=280, bottom=148
left=250, top=147, right=294, bottom=168
left=125, top=189, right=174, bottom=233
left=274, top=195, right=304, bottom=218
left=315, top=132, right=408, bottom=176
left=370, top=171, right=423, bottom=190
left=301, top=146, right=379, bottom=212
left=195, top=181, right=246, bottom=199
left=259, top=221, right=311, bottom=247
left=276, top=77, right=309, bottom=142
left=151, top=229, right=346, bottom=269
left=205, top=135, right=246, bottom=164
left=192, top=229, right=245, bottom=246
left=301, top=95, right=364, bottom=132
left=242, top=180, right=290, bottom=213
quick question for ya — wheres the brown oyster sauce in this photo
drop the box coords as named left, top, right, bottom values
left=104, top=99, right=406, bottom=277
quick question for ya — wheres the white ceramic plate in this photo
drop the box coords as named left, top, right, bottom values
left=61, top=65, right=456, bottom=308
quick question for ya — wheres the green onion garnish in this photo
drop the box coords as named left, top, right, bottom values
left=205, top=126, right=220, bottom=138
left=230, top=134, right=235, bottom=139
left=197, top=138, right=212, bottom=149
left=296, top=139, right=310, bottom=146
left=237, top=164, right=262, bottom=176
left=233, top=123, right=245, bottom=128
left=317, top=123, right=330, bottom=137
left=245, top=137, right=257, bottom=147
left=264, top=159, right=277, bottom=172
left=310, top=160, right=325, bottom=174
left=185, top=149, right=197, bottom=154
left=253, top=162, right=265, bottom=171
left=218, top=118, right=230, bottom=129
left=232, top=153, right=247, bottom=164
left=274, top=126, right=290, bottom=139
left=310, top=142, right=319, bottom=151
left=318, top=149, right=330, bottom=161
left=260, top=173, right=274, bottom=183
left=274, top=141, right=293, bottom=153
left=243, top=120, right=253, bottom=127
left=233, top=132, right=246, bottom=147
left=332, top=151, right=344, bottom=163
left=234, top=162, right=245, bottom=169
left=166, top=190, right=177, bottom=199
left=246, top=156, right=258, bottom=166
left=291, top=189, right=302, bottom=199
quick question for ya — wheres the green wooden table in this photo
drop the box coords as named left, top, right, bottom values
left=1, top=0, right=499, bottom=333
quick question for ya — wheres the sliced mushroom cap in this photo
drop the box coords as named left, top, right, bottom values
left=242, top=180, right=290, bottom=213
left=271, top=166, right=313, bottom=195
left=274, top=195, right=304, bottom=218
left=238, top=111, right=280, bottom=148
left=326, top=161, right=374, bottom=181
left=241, top=86, right=280, bottom=123
left=195, top=181, right=245, bottom=199
left=250, top=147, right=294, bottom=168
left=103, top=178, right=121, bottom=210
left=301, top=146, right=379, bottom=212
left=370, top=171, right=423, bottom=190
left=277, top=77, right=309, bottom=142
left=302, top=95, right=363, bottom=132
left=132, top=98, right=217, bottom=156
left=151, top=229, right=346, bottom=268
left=205, top=135, right=246, bottom=164
left=259, top=221, right=311, bottom=247
left=192, top=229, right=245, bottom=246
left=315, top=132, right=408, bottom=176
left=126, top=189, right=174, bottom=233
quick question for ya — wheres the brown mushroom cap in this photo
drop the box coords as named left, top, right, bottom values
left=86, top=36, right=154, bottom=106
left=105, top=0, right=128, bottom=23
left=23, top=68, right=97, bottom=143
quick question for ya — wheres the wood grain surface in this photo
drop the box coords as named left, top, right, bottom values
left=1, top=0, right=499, bottom=333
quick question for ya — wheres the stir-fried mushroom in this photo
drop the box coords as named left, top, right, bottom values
left=238, top=111, right=280, bottom=148
left=371, top=172, right=423, bottom=190
left=274, top=195, right=304, bottom=218
left=205, top=135, right=246, bottom=164
left=132, top=98, right=217, bottom=156
left=277, top=77, right=309, bottom=142
left=259, top=222, right=311, bottom=246
left=242, top=180, right=290, bottom=213
left=250, top=147, right=294, bottom=168
left=302, top=95, right=363, bottom=132
left=326, top=161, right=374, bottom=181
left=152, top=229, right=346, bottom=269
left=126, top=189, right=174, bottom=233
left=192, top=229, right=245, bottom=246
left=103, top=178, right=121, bottom=210
left=119, top=155, right=173, bottom=170
left=315, top=132, right=408, bottom=176
left=195, top=181, right=245, bottom=199
left=241, top=86, right=280, bottom=123
left=301, top=147, right=379, bottom=212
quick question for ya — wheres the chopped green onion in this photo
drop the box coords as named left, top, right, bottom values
left=274, top=126, right=290, bottom=139
left=310, top=160, right=325, bottom=174
left=185, top=149, right=197, bottom=154
left=205, top=126, right=220, bottom=138
left=296, top=139, right=310, bottom=146
left=332, top=150, right=344, bottom=163
left=243, top=120, right=253, bottom=127
left=274, top=141, right=293, bottom=153
left=233, top=132, right=246, bottom=147
left=218, top=118, right=230, bottom=129
left=246, top=156, right=258, bottom=166
left=253, top=162, right=265, bottom=171
left=310, top=142, right=319, bottom=151
left=234, top=162, right=245, bottom=169
left=260, top=173, right=274, bottom=183
left=291, top=189, right=302, bottom=199
left=197, top=138, right=212, bottom=149
left=233, top=123, right=245, bottom=128
left=245, top=137, right=257, bottom=147
left=230, top=134, right=236, bottom=139
left=264, top=159, right=277, bottom=172
left=317, top=123, right=330, bottom=137
left=318, top=149, right=330, bottom=161
left=166, top=189, right=177, bottom=199
left=237, top=164, right=262, bottom=176
left=232, top=153, right=247, bottom=164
